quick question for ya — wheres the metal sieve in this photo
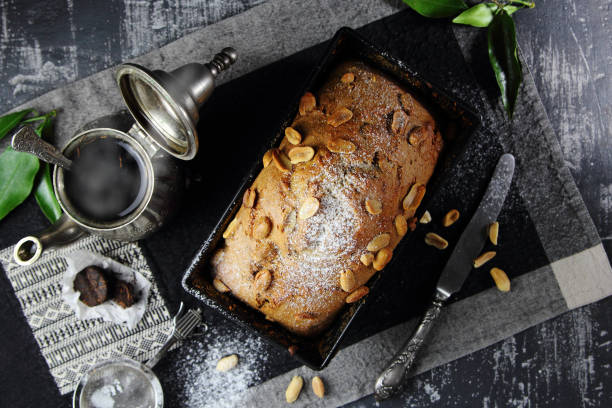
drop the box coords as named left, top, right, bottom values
left=73, top=304, right=204, bottom=408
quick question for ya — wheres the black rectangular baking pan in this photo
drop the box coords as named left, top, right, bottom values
left=182, top=27, right=481, bottom=369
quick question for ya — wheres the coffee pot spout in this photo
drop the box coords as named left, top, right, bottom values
left=14, top=214, right=86, bottom=266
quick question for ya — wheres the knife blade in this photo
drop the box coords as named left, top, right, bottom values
left=436, top=152, right=515, bottom=299
left=374, top=153, right=515, bottom=401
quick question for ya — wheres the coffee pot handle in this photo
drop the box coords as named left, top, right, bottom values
left=13, top=214, right=87, bottom=265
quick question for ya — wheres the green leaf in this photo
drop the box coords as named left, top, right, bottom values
left=403, top=0, right=468, bottom=18
left=0, top=110, right=59, bottom=222
left=0, top=109, right=34, bottom=140
left=453, top=3, right=521, bottom=28
left=33, top=116, right=62, bottom=223
left=487, top=9, right=523, bottom=117
left=453, top=3, right=494, bottom=27
left=508, top=0, right=535, bottom=8
left=34, top=162, right=62, bottom=222
left=503, top=5, right=521, bottom=15
left=0, top=147, right=40, bottom=221
left=21, top=114, right=53, bottom=124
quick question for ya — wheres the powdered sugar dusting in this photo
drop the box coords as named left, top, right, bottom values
left=161, top=325, right=268, bottom=407
left=289, top=194, right=357, bottom=283
left=423, top=383, right=441, bottom=402
left=282, top=155, right=368, bottom=309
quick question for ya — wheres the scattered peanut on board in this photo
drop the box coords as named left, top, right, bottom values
left=285, top=375, right=304, bottom=403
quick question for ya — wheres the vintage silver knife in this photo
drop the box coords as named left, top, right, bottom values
left=374, top=153, right=516, bottom=401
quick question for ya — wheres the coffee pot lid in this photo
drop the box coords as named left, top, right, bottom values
left=115, top=48, right=237, bottom=160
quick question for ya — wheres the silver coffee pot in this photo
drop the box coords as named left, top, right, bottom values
left=12, top=48, right=237, bottom=265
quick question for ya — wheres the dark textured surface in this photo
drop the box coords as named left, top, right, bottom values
left=516, top=2, right=612, bottom=261
left=0, top=1, right=610, bottom=407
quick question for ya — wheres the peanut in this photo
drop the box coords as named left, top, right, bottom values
left=299, top=92, right=316, bottom=116
left=360, top=252, right=374, bottom=266
left=272, top=149, right=291, bottom=173
left=373, top=247, right=393, bottom=271
left=327, top=107, right=353, bottom=127
left=253, top=216, right=272, bottom=239
left=424, top=232, right=448, bottom=249
left=263, top=149, right=274, bottom=168
left=365, top=198, right=383, bottom=215
left=327, top=138, right=356, bottom=153
left=391, top=109, right=409, bottom=137
left=254, top=269, right=272, bottom=292
left=474, top=251, right=496, bottom=268
left=341, top=72, right=355, bottom=83
left=285, top=376, right=304, bottom=403
left=443, top=209, right=460, bottom=227
left=490, top=267, right=510, bottom=292
left=367, top=233, right=391, bottom=252
left=312, top=376, right=325, bottom=398
left=243, top=188, right=257, bottom=208
left=222, top=218, right=239, bottom=239
left=419, top=210, right=432, bottom=224
left=288, top=146, right=315, bottom=164
left=346, top=285, right=369, bottom=303
left=285, top=127, right=302, bottom=145
left=489, top=221, right=499, bottom=245
left=403, top=183, right=426, bottom=216
left=395, top=214, right=408, bottom=236
left=216, top=354, right=239, bottom=372
left=340, top=269, right=357, bottom=292
left=298, top=196, right=320, bottom=220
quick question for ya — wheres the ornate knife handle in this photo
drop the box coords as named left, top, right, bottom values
left=374, top=291, right=447, bottom=401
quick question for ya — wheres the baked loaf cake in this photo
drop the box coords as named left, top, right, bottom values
left=211, top=61, right=443, bottom=336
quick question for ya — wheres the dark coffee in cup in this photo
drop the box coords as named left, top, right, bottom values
left=64, top=137, right=147, bottom=222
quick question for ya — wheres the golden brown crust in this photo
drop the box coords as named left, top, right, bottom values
left=211, top=61, right=443, bottom=336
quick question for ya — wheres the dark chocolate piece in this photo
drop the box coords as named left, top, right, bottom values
left=113, top=280, right=136, bottom=308
left=73, top=266, right=109, bottom=307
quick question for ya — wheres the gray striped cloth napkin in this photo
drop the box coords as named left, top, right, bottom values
left=0, top=237, right=173, bottom=395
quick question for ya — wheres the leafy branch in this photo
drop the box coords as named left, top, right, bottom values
left=403, top=0, right=535, bottom=117
left=0, top=109, right=62, bottom=222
